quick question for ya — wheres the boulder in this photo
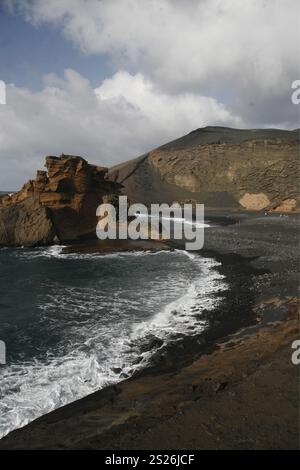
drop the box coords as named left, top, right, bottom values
left=0, top=197, right=56, bottom=247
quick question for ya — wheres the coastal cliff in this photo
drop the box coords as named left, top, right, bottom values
left=1, top=126, right=299, bottom=247
left=108, top=126, right=299, bottom=211
left=0, top=155, right=122, bottom=246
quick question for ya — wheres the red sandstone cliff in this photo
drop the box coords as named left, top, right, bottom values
left=0, top=154, right=122, bottom=246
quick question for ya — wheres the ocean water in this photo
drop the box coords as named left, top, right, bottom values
left=0, top=246, right=227, bottom=439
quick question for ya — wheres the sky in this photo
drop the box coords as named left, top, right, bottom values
left=0, top=0, right=299, bottom=190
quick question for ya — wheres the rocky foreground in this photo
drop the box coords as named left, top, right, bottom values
left=0, top=155, right=121, bottom=246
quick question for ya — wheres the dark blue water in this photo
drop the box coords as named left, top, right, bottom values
left=0, top=246, right=226, bottom=438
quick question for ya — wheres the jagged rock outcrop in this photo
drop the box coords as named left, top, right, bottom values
left=0, top=154, right=122, bottom=246
left=108, top=126, right=299, bottom=212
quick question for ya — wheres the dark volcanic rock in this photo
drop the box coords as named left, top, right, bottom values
left=0, top=197, right=56, bottom=246
left=108, top=126, right=299, bottom=212
left=0, top=154, right=122, bottom=246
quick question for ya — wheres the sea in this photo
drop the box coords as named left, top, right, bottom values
left=0, top=243, right=227, bottom=439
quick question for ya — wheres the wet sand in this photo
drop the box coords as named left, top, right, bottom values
left=0, top=212, right=299, bottom=449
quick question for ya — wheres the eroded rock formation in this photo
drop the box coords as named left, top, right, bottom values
left=0, top=154, right=122, bottom=246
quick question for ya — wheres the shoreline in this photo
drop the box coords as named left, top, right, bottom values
left=0, top=212, right=299, bottom=449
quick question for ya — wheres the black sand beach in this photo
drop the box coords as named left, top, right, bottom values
left=0, top=212, right=299, bottom=450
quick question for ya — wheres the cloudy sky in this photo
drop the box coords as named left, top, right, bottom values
left=0, top=0, right=299, bottom=189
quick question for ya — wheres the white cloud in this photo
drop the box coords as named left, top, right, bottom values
left=5, top=0, right=299, bottom=129
left=7, top=0, right=299, bottom=95
left=96, top=71, right=239, bottom=127
left=1, top=0, right=298, bottom=188
left=0, top=69, right=240, bottom=189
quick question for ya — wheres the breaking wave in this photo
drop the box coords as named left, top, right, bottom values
left=0, top=247, right=227, bottom=439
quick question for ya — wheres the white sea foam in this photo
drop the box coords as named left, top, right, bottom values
left=0, top=249, right=227, bottom=439
left=16, top=245, right=175, bottom=260
left=131, top=252, right=225, bottom=341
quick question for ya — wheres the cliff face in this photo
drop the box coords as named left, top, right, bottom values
left=108, top=127, right=299, bottom=211
left=0, top=155, right=122, bottom=246
left=0, top=198, right=56, bottom=247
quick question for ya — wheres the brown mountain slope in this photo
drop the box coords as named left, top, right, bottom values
left=108, top=126, right=300, bottom=211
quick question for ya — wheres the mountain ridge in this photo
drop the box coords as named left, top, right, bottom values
left=108, top=126, right=299, bottom=211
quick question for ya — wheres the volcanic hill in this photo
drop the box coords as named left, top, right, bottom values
left=108, top=126, right=299, bottom=212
